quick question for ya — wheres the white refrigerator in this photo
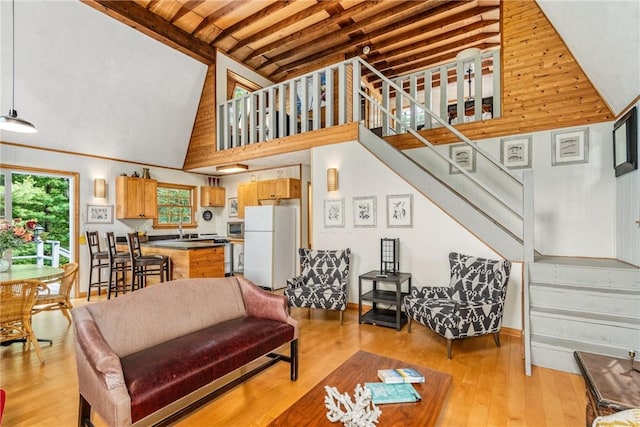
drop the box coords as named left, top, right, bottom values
left=243, top=206, right=296, bottom=290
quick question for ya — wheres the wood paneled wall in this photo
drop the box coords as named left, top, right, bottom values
left=389, top=0, right=614, bottom=149
left=183, top=64, right=217, bottom=170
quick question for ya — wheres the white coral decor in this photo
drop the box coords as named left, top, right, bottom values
left=324, top=383, right=382, bottom=426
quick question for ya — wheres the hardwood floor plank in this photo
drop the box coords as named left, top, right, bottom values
left=0, top=296, right=586, bottom=426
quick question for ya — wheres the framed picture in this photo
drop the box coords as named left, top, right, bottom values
left=449, top=144, right=476, bottom=174
left=386, top=194, right=413, bottom=228
left=353, top=196, right=376, bottom=228
left=551, top=127, right=589, bottom=166
left=228, top=197, right=238, bottom=217
left=324, top=198, right=344, bottom=228
left=501, top=135, right=532, bottom=169
left=86, top=205, right=113, bottom=224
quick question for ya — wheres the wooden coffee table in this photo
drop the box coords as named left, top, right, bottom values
left=268, top=351, right=452, bottom=426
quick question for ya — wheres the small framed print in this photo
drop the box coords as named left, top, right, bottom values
left=86, top=205, right=113, bottom=224
left=449, top=143, right=476, bottom=174
left=324, top=198, right=344, bottom=228
left=353, top=196, right=376, bottom=228
left=501, top=135, right=532, bottom=169
left=551, top=127, right=589, bottom=166
left=386, top=194, right=413, bottom=228
left=228, top=198, right=238, bottom=217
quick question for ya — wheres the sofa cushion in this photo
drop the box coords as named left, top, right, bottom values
left=121, top=316, right=295, bottom=423
left=86, top=278, right=247, bottom=357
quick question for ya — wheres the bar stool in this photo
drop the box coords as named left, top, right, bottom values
left=105, top=232, right=131, bottom=299
left=126, top=232, right=170, bottom=289
left=86, top=231, right=109, bottom=301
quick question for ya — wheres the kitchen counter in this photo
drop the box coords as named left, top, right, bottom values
left=143, top=240, right=226, bottom=250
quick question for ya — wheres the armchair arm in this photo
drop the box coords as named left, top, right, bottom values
left=409, top=285, right=451, bottom=299
left=286, top=276, right=304, bottom=289
left=73, top=307, right=125, bottom=390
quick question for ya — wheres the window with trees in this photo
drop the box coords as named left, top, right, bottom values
left=154, top=183, right=196, bottom=228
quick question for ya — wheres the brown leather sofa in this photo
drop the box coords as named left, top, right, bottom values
left=72, top=276, right=298, bottom=427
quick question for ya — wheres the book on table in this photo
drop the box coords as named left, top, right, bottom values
left=364, top=382, right=422, bottom=404
left=377, top=368, right=425, bottom=384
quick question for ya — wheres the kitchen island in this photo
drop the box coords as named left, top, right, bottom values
left=117, top=239, right=226, bottom=281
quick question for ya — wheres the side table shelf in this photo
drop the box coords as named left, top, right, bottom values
left=358, top=270, right=411, bottom=331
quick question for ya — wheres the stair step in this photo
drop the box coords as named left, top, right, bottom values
left=530, top=260, right=640, bottom=290
left=529, top=285, right=640, bottom=318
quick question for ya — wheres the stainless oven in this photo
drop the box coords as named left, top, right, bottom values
left=227, top=221, right=244, bottom=239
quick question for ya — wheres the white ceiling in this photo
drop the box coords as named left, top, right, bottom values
left=1, top=1, right=638, bottom=172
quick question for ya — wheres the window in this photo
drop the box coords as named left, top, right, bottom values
left=154, top=183, right=196, bottom=228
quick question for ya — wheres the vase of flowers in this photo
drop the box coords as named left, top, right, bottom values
left=0, top=218, right=38, bottom=272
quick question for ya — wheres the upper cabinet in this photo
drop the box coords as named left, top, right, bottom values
left=200, top=186, right=225, bottom=207
left=257, top=178, right=301, bottom=200
left=116, top=176, right=158, bottom=219
left=237, top=182, right=258, bottom=219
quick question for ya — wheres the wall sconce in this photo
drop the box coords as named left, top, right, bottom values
left=94, top=178, right=106, bottom=198
left=327, top=168, right=338, bottom=192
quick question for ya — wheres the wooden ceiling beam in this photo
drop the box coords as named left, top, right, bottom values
left=227, top=0, right=342, bottom=56
left=81, top=0, right=217, bottom=64
left=265, top=1, right=480, bottom=78
left=191, top=0, right=250, bottom=37
left=170, top=1, right=205, bottom=24
left=244, top=0, right=381, bottom=63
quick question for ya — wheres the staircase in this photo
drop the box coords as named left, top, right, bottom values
left=528, top=256, right=640, bottom=373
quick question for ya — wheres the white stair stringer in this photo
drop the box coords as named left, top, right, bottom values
left=529, top=259, right=640, bottom=373
left=358, top=125, right=524, bottom=261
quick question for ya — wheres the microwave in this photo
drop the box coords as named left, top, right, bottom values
left=227, top=221, right=244, bottom=239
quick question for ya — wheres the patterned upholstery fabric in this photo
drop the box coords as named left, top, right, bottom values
left=284, top=248, right=351, bottom=313
left=403, top=252, right=511, bottom=356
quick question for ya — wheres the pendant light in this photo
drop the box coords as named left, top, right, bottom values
left=0, top=0, right=37, bottom=134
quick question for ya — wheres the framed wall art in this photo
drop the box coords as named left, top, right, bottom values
left=228, top=197, right=238, bottom=217
left=386, top=194, right=413, bottom=228
left=324, top=198, right=345, bottom=228
left=449, top=143, right=476, bottom=174
left=353, top=196, right=376, bottom=228
left=501, top=135, right=532, bottom=169
left=551, top=127, right=589, bottom=166
left=86, top=205, right=113, bottom=224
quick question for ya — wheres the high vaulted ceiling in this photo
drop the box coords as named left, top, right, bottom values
left=83, top=0, right=501, bottom=86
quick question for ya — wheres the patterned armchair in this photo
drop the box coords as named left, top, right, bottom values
left=284, top=248, right=351, bottom=324
left=403, top=252, right=511, bottom=358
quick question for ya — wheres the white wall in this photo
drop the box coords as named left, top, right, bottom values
left=311, top=142, right=523, bottom=330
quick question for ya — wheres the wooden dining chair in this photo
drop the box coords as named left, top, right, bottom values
left=31, top=262, right=79, bottom=323
left=0, top=279, right=46, bottom=364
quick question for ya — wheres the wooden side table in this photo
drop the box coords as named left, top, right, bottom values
left=574, top=351, right=640, bottom=426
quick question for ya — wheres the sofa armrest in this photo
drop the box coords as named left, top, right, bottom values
left=237, top=276, right=289, bottom=323
left=73, top=307, right=125, bottom=390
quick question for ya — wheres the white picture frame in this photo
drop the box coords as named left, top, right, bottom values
left=86, top=205, right=113, bottom=224
left=449, top=144, right=476, bottom=174
left=324, top=198, right=345, bottom=228
left=501, top=135, right=532, bottom=169
left=551, top=127, right=589, bottom=166
left=228, top=197, right=238, bottom=217
left=386, top=194, right=413, bottom=228
left=353, top=196, right=376, bottom=228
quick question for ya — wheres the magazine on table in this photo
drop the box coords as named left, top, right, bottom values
left=377, top=368, right=425, bottom=384
left=364, top=382, right=421, bottom=404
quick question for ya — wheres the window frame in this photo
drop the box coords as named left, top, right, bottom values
left=153, top=182, right=197, bottom=229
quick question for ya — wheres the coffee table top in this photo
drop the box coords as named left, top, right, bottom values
left=268, top=350, right=452, bottom=426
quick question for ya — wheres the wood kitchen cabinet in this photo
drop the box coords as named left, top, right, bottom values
left=237, top=182, right=258, bottom=219
left=200, top=186, right=225, bottom=207
left=258, top=178, right=301, bottom=200
left=116, top=176, right=158, bottom=219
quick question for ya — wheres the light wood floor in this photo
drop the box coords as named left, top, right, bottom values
left=0, top=295, right=587, bottom=426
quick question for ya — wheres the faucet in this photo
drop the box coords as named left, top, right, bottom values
left=178, top=220, right=184, bottom=239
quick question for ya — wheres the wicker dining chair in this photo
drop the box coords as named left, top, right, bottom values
left=32, top=262, right=79, bottom=324
left=0, top=279, right=46, bottom=364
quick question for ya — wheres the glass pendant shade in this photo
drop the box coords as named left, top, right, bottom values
left=0, top=109, right=37, bottom=133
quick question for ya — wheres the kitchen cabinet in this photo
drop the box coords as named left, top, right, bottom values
left=237, top=182, right=258, bottom=219
left=200, top=186, right=225, bottom=207
left=116, top=176, right=158, bottom=219
left=258, top=178, right=301, bottom=200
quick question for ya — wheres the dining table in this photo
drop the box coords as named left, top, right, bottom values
left=0, top=264, right=64, bottom=283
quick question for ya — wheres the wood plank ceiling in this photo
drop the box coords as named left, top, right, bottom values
left=83, top=0, right=500, bottom=88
